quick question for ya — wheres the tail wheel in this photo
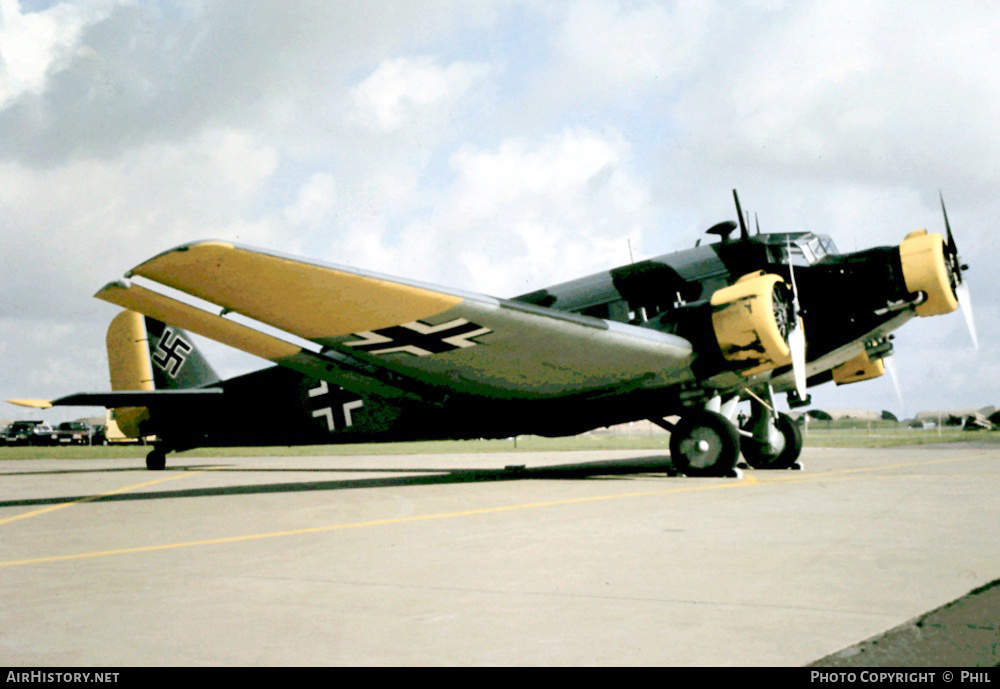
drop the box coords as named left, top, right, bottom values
left=669, top=411, right=740, bottom=477
left=146, top=449, right=167, bottom=471
left=740, top=412, right=802, bottom=469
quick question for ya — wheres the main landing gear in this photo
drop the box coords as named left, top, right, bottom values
left=652, top=392, right=804, bottom=477
left=739, top=400, right=803, bottom=470
left=667, top=410, right=741, bottom=477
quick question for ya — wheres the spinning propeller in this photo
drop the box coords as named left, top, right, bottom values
left=785, top=239, right=808, bottom=399
left=731, top=189, right=808, bottom=399
left=881, top=194, right=974, bottom=419
left=884, top=355, right=906, bottom=419
left=940, top=193, right=977, bottom=349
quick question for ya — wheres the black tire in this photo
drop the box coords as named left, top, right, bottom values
left=740, top=412, right=802, bottom=469
left=146, top=450, right=167, bottom=471
left=669, top=410, right=741, bottom=477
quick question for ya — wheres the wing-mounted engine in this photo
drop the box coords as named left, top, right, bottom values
left=709, top=271, right=797, bottom=376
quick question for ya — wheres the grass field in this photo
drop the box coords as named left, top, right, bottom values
left=1, top=426, right=997, bottom=461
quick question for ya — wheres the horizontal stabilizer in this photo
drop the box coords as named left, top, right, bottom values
left=49, top=389, right=225, bottom=409
left=7, top=399, right=54, bottom=409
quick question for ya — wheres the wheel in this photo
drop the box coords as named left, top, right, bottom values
left=669, top=411, right=740, bottom=477
left=145, top=449, right=167, bottom=471
left=740, top=412, right=802, bottom=469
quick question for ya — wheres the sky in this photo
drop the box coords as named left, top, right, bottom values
left=1, top=0, right=997, bottom=425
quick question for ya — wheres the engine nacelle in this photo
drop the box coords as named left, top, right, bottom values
left=710, top=272, right=796, bottom=376
left=899, top=230, right=958, bottom=316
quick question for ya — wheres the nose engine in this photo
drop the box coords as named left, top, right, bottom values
left=898, top=230, right=959, bottom=316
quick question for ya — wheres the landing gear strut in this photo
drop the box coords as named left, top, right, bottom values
left=740, top=397, right=803, bottom=470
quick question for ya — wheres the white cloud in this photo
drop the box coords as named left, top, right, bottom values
left=673, top=1, right=1000, bottom=193
left=284, top=172, right=337, bottom=227
left=0, top=0, right=116, bottom=108
left=0, top=126, right=280, bottom=321
left=555, top=0, right=711, bottom=86
left=335, top=127, right=651, bottom=297
left=202, top=129, right=280, bottom=199
left=350, top=55, right=491, bottom=130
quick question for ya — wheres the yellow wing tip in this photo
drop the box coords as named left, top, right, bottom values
left=125, top=240, right=236, bottom=278
left=8, top=399, right=53, bottom=409
left=95, top=279, right=130, bottom=299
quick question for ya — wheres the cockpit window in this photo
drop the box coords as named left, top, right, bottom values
left=790, top=242, right=816, bottom=266
left=817, top=235, right=838, bottom=256
left=769, top=234, right=838, bottom=266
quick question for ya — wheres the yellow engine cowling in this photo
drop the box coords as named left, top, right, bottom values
left=832, top=352, right=885, bottom=385
left=899, top=230, right=958, bottom=317
left=710, top=272, right=795, bottom=376
left=106, top=310, right=153, bottom=438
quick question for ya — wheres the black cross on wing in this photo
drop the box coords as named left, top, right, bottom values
left=343, top=318, right=492, bottom=357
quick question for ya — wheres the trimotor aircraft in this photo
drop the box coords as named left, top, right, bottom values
left=12, top=192, right=973, bottom=474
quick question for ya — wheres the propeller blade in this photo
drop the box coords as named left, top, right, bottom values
left=956, top=281, right=979, bottom=349
left=940, top=191, right=955, bottom=251
left=938, top=192, right=976, bottom=347
left=884, top=356, right=906, bottom=419
left=785, top=238, right=807, bottom=398
left=788, top=325, right=807, bottom=399
left=732, top=189, right=750, bottom=240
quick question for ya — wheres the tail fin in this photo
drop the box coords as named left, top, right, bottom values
left=106, top=310, right=219, bottom=436
left=144, top=315, right=219, bottom=389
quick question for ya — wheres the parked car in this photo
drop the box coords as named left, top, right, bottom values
left=4, top=421, right=57, bottom=446
left=53, top=421, right=98, bottom=445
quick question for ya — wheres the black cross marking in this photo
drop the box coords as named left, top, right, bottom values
left=306, top=380, right=364, bottom=431
left=152, top=328, right=193, bottom=378
left=344, top=318, right=492, bottom=357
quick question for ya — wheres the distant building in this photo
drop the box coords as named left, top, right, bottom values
left=791, top=409, right=883, bottom=421
left=913, top=407, right=996, bottom=429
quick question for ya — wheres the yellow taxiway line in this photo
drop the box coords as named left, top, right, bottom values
left=1, top=471, right=759, bottom=568
left=0, top=453, right=992, bottom=569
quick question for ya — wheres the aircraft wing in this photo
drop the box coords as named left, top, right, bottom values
left=101, top=241, right=696, bottom=401
left=96, top=281, right=436, bottom=403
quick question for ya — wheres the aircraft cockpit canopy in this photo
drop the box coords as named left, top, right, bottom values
left=760, top=233, right=839, bottom=266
